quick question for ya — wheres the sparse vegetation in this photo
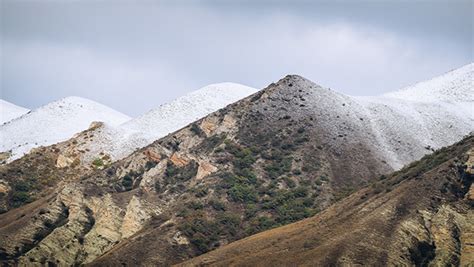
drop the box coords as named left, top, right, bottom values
left=228, top=184, right=258, bottom=203
left=145, top=160, right=158, bottom=170
left=190, top=123, right=204, bottom=137
left=92, top=158, right=104, bottom=168
left=121, top=174, right=133, bottom=190
left=165, top=160, right=198, bottom=183
left=264, top=155, right=292, bottom=179
left=8, top=179, right=35, bottom=208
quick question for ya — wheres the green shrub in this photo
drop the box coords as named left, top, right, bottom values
left=194, top=187, right=208, bottom=198
left=179, top=216, right=220, bottom=253
left=205, top=135, right=226, bottom=150
left=284, top=177, right=296, bottom=188
left=190, top=123, right=204, bottom=137
left=228, top=184, right=258, bottom=203
left=265, top=157, right=293, bottom=179
left=209, top=199, right=226, bottom=211
left=13, top=180, right=31, bottom=192
left=275, top=200, right=313, bottom=224
left=122, top=174, right=133, bottom=190
left=92, top=158, right=104, bottom=167
left=216, top=212, right=241, bottom=237
left=187, top=201, right=204, bottom=210
left=145, top=161, right=158, bottom=170
left=244, top=203, right=258, bottom=219
left=165, top=160, right=198, bottom=182
left=10, top=191, right=32, bottom=207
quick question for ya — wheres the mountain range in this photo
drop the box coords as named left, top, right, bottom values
left=0, top=83, right=257, bottom=164
left=0, top=63, right=472, bottom=266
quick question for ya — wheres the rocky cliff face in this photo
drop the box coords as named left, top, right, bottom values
left=0, top=75, right=471, bottom=266
left=180, top=136, right=474, bottom=266
left=0, top=122, right=114, bottom=213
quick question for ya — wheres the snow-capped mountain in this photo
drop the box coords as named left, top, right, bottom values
left=0, top=96, right=131, bottom=160
left=1, top=65, right=472, bottom=266
left=384, top=63, right=473, bottom=103
left=66, top=83, right=258, bottom=163
left=0, top=99, right=29, bottom=124
left=350, top=63, right=473, bottom=168
left=121, top=83, right=257, bottom=138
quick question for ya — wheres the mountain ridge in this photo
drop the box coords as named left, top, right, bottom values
left=0, top=100, right=29, bottom=125
left=383, top=62, right=473, bottom=103
left=0, top=96, right=131, bottom=161
left=0, top=65, right=472, bottom=266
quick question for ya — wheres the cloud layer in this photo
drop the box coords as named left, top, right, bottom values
left=1, top=1, right=472, bottom=116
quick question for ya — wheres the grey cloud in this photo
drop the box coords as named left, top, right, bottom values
left=1, top=0, right=472, bottom=116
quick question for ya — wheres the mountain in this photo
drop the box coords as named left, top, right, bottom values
left=68, top=83, right=258, bottom=164
left=0, top=83, right=258, bottom=213
left=121, top=82, right=259, bottom=137
left=0, top=83, right=257, bottom=165
left=0, top=100, right=29, bottom=125
left=180, top=135, right=473, bottom=266
left=0, top=96, right=131, bottom=161
left=0, top=64, right=472, bottom=266
left=384, top=63, right=473, bottom=103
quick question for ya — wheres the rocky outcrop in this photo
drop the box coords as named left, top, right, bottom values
left=56, top=154, right=75, bottom=168
left=195, top=161, right=218, bottom=180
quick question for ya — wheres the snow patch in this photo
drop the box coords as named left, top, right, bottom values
left=0, top=96, right=131, bottom=160
left=0, top=100, right=29, bottom=125
left=77, top=83, right=258, bottom=162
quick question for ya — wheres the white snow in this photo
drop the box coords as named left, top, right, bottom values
left=121, top=82, right=257, bottom=139
left=75, top=83, right=258, bottom=162
left=0, top=96, right=131, bottom=160
left=384, top=63, right=473, bottom=103
left=352, top=64, right=473, bottom=168
left=1, top=63, right=471, bottom=169
left=0, top=100, right=29, bottom=125
left=291, top=63, right=473, bottom=170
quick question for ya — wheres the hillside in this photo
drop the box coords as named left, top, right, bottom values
left=384, top=63, right=473, bottom=103
left=67, top=83, right=258, bottom=164
left=0, top=96, right=131, bottom=161
left=0, top=100, right=29, bottom=125
left=0, top=70, right=471, bottom=266
left=180, top=135, right=473, bottom=266
left=15, top=65, right=472, bottom=171
left=0, top=83, right=257, bottom=213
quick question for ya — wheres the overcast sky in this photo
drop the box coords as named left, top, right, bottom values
left=1, top=0, right=472, bottom=116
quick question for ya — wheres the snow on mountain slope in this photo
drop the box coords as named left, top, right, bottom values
left=121, top=82, right=257, bottom=137
left=354, top=96, right=471, bottom=169
left=384, top=63, right=473, bottom=103
left=341, top=63, right=473, bottom=168
left=275, top=71, right=473, bottom=170
left=0, top=100, right=29, bottom=125
left=0, top=96, right=131, bottom=160
left=67, top=83, right=258, bottom=164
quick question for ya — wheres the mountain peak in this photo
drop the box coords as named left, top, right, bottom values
left=276, top=74, right=323, bottom=87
